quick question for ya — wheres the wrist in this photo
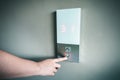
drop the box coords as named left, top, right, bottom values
left=31, top=61, right=41, bottom=76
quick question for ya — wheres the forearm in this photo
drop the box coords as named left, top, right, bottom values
left=0, top=50, right=40, bottom=79
left=0, top=50, right=67, bottom=79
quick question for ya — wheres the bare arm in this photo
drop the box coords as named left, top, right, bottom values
left=0, top=50, right=67, bottom=79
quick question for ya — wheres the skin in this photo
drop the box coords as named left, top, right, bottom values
left=0, top=50, right=67, bottom=79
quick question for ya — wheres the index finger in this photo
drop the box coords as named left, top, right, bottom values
left=54, top=57, right=68, bottom=62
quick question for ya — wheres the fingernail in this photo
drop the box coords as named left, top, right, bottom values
left=65, top=57, right=68, bottom=59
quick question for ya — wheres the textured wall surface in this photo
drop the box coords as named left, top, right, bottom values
left=0, top=0, right=120, bottom=80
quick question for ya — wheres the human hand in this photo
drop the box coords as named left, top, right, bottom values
left=37, top=57, right=67, bottom=76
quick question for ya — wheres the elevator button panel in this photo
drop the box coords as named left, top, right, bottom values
left=57, top=44, right=79, bottom=62
left=56, top=8, right=81, bottom=62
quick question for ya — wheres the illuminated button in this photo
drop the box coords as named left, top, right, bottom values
left=64, top=52, right=70, bottom=57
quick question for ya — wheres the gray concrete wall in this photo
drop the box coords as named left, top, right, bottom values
left=0, top=0, right=120, bottom=80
